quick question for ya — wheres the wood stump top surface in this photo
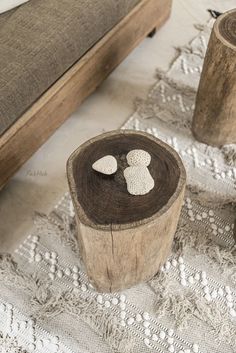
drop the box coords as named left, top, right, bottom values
left=67, top=130, right=186, bottom=230
left=216, top=9, right=236, bottom=48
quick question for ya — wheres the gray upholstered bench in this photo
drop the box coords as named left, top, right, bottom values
left=0, top=0, right=172, bottom=189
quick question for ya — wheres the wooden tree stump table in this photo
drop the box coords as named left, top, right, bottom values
left=67, top=130, right=186, bottom=292
left=192, top=9, right=236, bottom=146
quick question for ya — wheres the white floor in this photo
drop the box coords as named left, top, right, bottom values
left=0, top=0, right=235, bottom=251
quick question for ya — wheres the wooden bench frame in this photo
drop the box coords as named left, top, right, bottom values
left=0, top=0, right=172, bottom=189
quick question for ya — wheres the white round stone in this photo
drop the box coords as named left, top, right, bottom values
left=192, top=343, right=199, bottom=353
left=168, top=337, right=174, bottom=344
left=179, top=264, right=185, bottom=271
left=218, top=288, right=224, bottom=296
left=168, top=329, right=174, bottom=336
left=92, top=155, right=117, bottom=175
left=211, top=290, right=218, bottom=300
left=168, top=344, right=175, bottom=352
left=181, top=279, right=187, bottom=286
left=225, top=225, right=230, bottom=232
left=73, top=280, right=79, bottom=287
left=178, top=256, right=184, bottom=264
left=126, top=149, right=151, bottom=167
left=230, top=309, right=236, bottom=317
left=202, top=212, right=207, bottom=218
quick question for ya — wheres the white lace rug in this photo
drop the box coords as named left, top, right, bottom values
left=1, top=15, right=236, bottom=353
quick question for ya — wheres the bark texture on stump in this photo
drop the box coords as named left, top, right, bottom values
left=67, top=130, right=186, bottom=292
left=192, top=9, right=236, bottom=147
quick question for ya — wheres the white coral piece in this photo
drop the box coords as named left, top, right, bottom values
left=92, top=155, right=117, bottom=175
left=124, top=166, right=154, bottom=195
left=126, top=149, right=151, bottom=166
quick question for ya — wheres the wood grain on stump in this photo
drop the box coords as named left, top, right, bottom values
left=192, top=9, right=236, bottom=147
left=67, top=130, right=186, bottom=292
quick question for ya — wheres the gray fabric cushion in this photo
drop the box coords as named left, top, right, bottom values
left=0, top=0, right=140, bottom=135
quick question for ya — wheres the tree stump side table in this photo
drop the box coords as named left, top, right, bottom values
left=192, top=9, right=236, bottom=146
left=67, top=130, right=186, bottom=292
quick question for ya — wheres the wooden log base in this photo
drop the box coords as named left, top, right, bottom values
left=67, top=130, right=186, bottom=292
left=192, top=9, right=236, bottom=147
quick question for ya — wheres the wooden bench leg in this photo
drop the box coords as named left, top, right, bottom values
left=147, top=28, right=156, bottom=38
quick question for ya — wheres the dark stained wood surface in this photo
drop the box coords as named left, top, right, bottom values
left=72, top=133, right=180, bottom=225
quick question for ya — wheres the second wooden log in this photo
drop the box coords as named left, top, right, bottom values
left=192, top=9, right=236, bottom=147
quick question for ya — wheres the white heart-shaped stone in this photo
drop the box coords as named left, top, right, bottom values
left=124, top=165, right=154, bottom=195
left=92, top=155, right=117, bottom=175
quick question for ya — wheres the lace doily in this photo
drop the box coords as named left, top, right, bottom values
left=0, top=14, right=236, bottom=353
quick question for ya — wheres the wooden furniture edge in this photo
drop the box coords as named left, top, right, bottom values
left=0, top=0, right=172, bottom=189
